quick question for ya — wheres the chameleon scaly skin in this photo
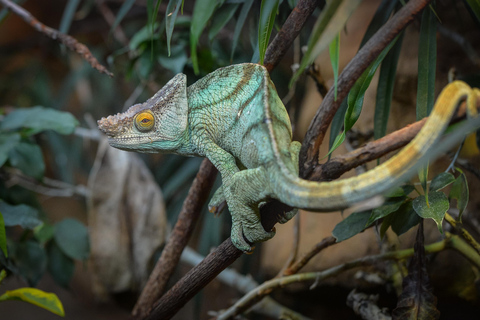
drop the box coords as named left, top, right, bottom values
left=98, top=63, right=479, bottom=252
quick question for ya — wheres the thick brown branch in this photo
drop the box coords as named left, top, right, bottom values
left=264, top=0, right=325, bottom=72
left=299, top=0, right=432, bottom=178
left=0, top=0, right=113, bottom=77
left=133, top=159, right=217, bottom=319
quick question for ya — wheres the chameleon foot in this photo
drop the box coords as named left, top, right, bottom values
left=208, top=186, right=227, bottom=216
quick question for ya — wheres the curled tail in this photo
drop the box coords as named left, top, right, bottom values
left=269, top=81, right=479, bottom=211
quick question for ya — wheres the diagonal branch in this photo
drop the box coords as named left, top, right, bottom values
left=0, top=0, right=113, bottom=77
left=132, top=159, right=218, bottom=319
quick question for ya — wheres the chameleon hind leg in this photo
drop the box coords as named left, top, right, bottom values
left=277, top=141, right=301, bottom=224
left=224, top=167, right=276, bottom=252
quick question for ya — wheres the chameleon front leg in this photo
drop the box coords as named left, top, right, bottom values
left=205, top=144, right=274, bottom=252
left=208, top=185, right=226, bottom=216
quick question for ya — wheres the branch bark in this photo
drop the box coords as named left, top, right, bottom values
left=0, top=0, right=113, bottom=77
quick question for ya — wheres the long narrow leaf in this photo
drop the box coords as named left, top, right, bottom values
left=329, top=33, right=340, bottom=101
left=111, top=0, right=136, bottom=33
left=290, top=0, right=361, bottom=86
left=374, top=31, right=404, bottom=140
left=359, top=0, right=399, bottom=48
left=231, top=0, right=254, bottom=60
left=190, top=0, right=219, bottom=74
left=326, top=36, right=399, bottom=157
left=0, top=288, right=65, bottom=317
left=417, top=5, right=437, bottom=195
left=0, top=212, right=7, bottom=258
left=59, top=0, right=80, bottom=34
left=258, top=0, right=280, bottom=65
left=464, top=0, right=480, bottom=24
left=209, top=3, right=240, bottom=42
left=166, top=0, right=183, bottom=56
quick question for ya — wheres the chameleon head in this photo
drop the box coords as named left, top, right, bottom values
left=98, top=73, right=188, bottom=153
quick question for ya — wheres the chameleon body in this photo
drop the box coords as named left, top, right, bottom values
left=98, top=63, right=478, bottom=252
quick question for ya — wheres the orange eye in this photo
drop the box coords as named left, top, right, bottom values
left=134, top=111, right=155, bottom=132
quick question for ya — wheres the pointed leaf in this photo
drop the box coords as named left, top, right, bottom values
left=429, top=172, right=455, bottom=192
left=209, top=3, right=239, bottom=42
left=34, top=223, right=55, bottom=245
left=0, top=133, right=21, bottom=167
left=165, top=0, right=183, bottom=56
left=386, top=184, right=414, bottom=198
left=0, top=288, right=64, bottom=317
left=0, top=106, right=78, bottom=135
left=0, top=212, right=7, bottom=258
left=190, top=0, right=219, bottom=74
left=8, top=142, right=45, bottom=180
left=328, top=99, right=348, bottom=157
left=0, top=201, right=41, bottom=229
left=54, top=218, right=90, bottom=260
left=0, top=269, right=6, bottom=283
left=291, top=0, right=361, bottom=86
left=464, top=0, right=480, bottom=25
left=374, top=30, right=404, bottom=140
left=449, top=169, right=469, bottom=220
left=111, top=0, right=136, bottom=33
left=258, top=0, right=279, bottom=65
left=329, top=33, right=340, bottom=100
left=15, top=241, right=47, bottom=286
left=48, top=242, right=75, bottom=288
left=390, top=201, right=422, bottom=237
left=231, top=0, right=254, bottom=60
left=412, top=191, right=449, bottom=233
left=366, top=198, right=405, bottom=226
left=332, top=211, right=371, bottom=242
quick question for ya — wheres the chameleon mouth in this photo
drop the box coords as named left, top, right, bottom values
left=97, top=113, right=131, bottom=138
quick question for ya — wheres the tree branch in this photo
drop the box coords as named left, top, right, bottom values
left=299, top=0, right=432, bottom=178
left=133, top=159, right=218, bottom=319
left=0, top=0, right=113, bottom=77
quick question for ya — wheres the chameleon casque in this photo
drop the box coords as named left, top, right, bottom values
left=98, top=63, right=479, bottom=252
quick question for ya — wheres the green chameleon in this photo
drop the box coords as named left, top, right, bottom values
left=98, top=63, right=478, bottom=252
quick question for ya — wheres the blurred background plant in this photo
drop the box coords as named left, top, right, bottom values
left=0, top=0, right=479, bottom=319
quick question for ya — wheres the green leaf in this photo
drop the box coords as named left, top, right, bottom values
left=8, top=142, right=45, bottom=180
left=291, top=0, right=362, bottom=86
left=0, top=269, right=6, bottom=283
left=416, top=5, right=437, bottom=120
left=413, top=191, right=449, bottom=233
left=208, top=3, right=240, bottom=42
left=48, top=242, right=75, bottom=288
left=389, top=201, right=421, bottom=237
left=0, top=212, right=7, bottom=258
left=0, top=133, right=21, bottom=167
left=34, top=223, right=55, bottom=245
left=165, top=0, right=183, bottom=56
left=429, top=172, right=455, bottom=192
left=111, top=0, right=136, bottom=33
left=258, top=0, right=279, bottom=65
left=359, top=0, right=398, bottom=48
left=15, top=241, right=47, bottom=286
left=59, top=0, right=80, bottom=34
left=231, top=0, right=254, bottom=60
left=190, top=0, right=219, bottom=74
left=326, top=36, right=399, bottom=157
left=0, top=201, right=41, bottom=229
left=0, top=106, right=79, bottom=135
left=0, top=288, right=65, bottom=317
left=449, top=169, right=469, bottom=220
left=332, top=211, right=371, bottom=242
left=366, top=198, right=405, bottom=226
left=374, top=31, right=404, bottom=140
left=464, top=0, right=480, bottom=25
left=329, top=33, right=340, bottom=101
left=385, top=184, right=414, bottom=198
left=54, top=218, right=90, bottom=261
left=328, top=99, right=348, bottom=157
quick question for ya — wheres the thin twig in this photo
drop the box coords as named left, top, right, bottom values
left=0, top=0, right=113, bottom=77
left=217, top=237, right=450, bottom=319
left=133, top=159, right=218, bottom=319
left=445, top=212, right=480, bottom=255
left=299, top=0, right=433, bottom=178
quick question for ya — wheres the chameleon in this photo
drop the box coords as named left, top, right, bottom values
left=98, top=63, right=479, bottom=252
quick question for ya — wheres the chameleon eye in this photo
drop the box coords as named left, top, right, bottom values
left=134, top=111, right=155, bottom=132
